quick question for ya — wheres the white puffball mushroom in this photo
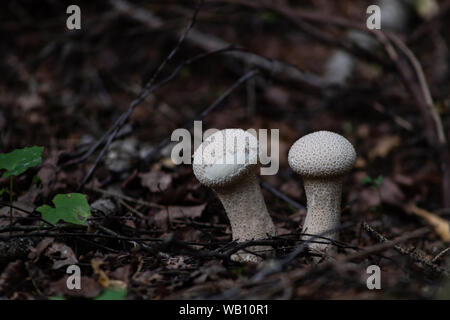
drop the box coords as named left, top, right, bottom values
left=193, top=129, right=276, bottom=263
left=288, top=131, right=356, bottom=255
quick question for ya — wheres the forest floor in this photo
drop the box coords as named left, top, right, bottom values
left=0, top=0, right=450, bottom=299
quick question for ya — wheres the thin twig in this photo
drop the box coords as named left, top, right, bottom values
left=213, top=226, right=432, bottom=299
left=85, top=185, right=164, bottom=209
left=372, top=30, right=450, bottom=208
left=363, top=222, right=449, bottom=277
left=433, top=247, right=450, bottom=263
left=74, top=5, right=203, bottom=190
left=111, top=0, right=324, bottom=88
left=260, top=181, right=305, bottom=211
left=143, top=69, right=260, bottom=164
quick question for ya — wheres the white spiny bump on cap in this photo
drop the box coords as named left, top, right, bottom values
left=193, top=129, right=276, bottom=263
left=288, top=131, right=356, bottom=259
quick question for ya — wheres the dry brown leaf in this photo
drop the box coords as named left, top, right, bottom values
left=46, top=242, right=78, bottom=269
left=17, top=185, right=41, bottom=204
left=357, top=188, right=380, bottom=210
left=166, top=256, right=189, bottom=270
left=151, top=204, right=206, bottom=229
left=49, top=276, right=102, bottom=298
left=379, top=178, right=405, bottom=206
left=133, top=271, right=164, bottom=286
left=28, top=237, right=54, bottom=261
left=0, top=260, right=24, bottom=295
left=354, top=157, right=367, bottom=169
left=108, top=280, right=127, bottom=290
left=0, top=201, right=33, bottom=227
left=280, top=180, right=302, bottom=199
left=369, top=135, right=401, bottom=160
left=111, top=265, right=130, bottom=282
left=406, top=205, right=450, bottom=241
left=91, top=258, right=110, bottom=288
left=37, top=153, right=60, bottom=198
left=160, top=157, right=176, bottom=168
left=167, top=204, right=206, bottom=220
left=139, top=170, right=172, bottom=192
left=357, top=124, right=370, bottom=139
left=18, top=93, right=43, bottom=111
left=393, top=174, right=414, bottom=186
left=264, top=86, right=290, bottom=107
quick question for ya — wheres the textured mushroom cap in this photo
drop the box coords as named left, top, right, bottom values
left=193, top=129, right=259, bottom=188
left=288, top=131, right=356, bottom=178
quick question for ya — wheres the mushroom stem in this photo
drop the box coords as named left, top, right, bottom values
left=215, top=174, right=276, bottom=244
left=302, top=177, right=343, bottom=252
left=192, top=128, right=277, bottom=263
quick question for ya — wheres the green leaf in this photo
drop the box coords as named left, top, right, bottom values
left=259, top=11, right=276, bottom=23
left=49, top=296, right=66, bottom=300
left=179, top=67, right=191, bottom=78
left=374, top=175, right=384, bottom=187
left=360, top=176, right=373, bottom=185
left=0, top=146, right=44, bottom=178
left=32, top=174, right=41, bottom=185
left=342, top=121, right=353, bottom=134
left=287, top=203, right=297, bottom=214
left=95, top=288, right=127, bottom=300
left=36, top=193, right=91, bottom=225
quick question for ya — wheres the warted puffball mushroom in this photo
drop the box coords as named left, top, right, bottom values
left=288, top=131, right=356, bottom=255
left=193, top=129, right=276, bottom=263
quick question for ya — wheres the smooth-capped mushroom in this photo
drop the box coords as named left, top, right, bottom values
left=288, top=131, right=356, bottom=255
left=193, top=129, right=276, bottom=262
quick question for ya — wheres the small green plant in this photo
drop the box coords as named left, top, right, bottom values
left=95, top=288, right=127, bottom=300
left=179, top=66, right=191, bottom=79
left=259, top=11, right=276, bottom=23
left=361, top=175, right=385, bottom=219
left=230, top=266, right=246, bottom=277
left=342, top=121, right=354, bottom=134
left=361, top=175, right=384, bottom=188
left=287, top=203, right=297, bottom=214
left=50, top=288, right=127, bottom=301
left=37, top=193, right=91, bottom=225
left=0, top=146, right=44, bottom=223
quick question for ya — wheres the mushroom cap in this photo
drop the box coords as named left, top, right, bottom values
left=288, top=131, right=356, bottom=178
left=193, top=129, right=259, bottom=188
